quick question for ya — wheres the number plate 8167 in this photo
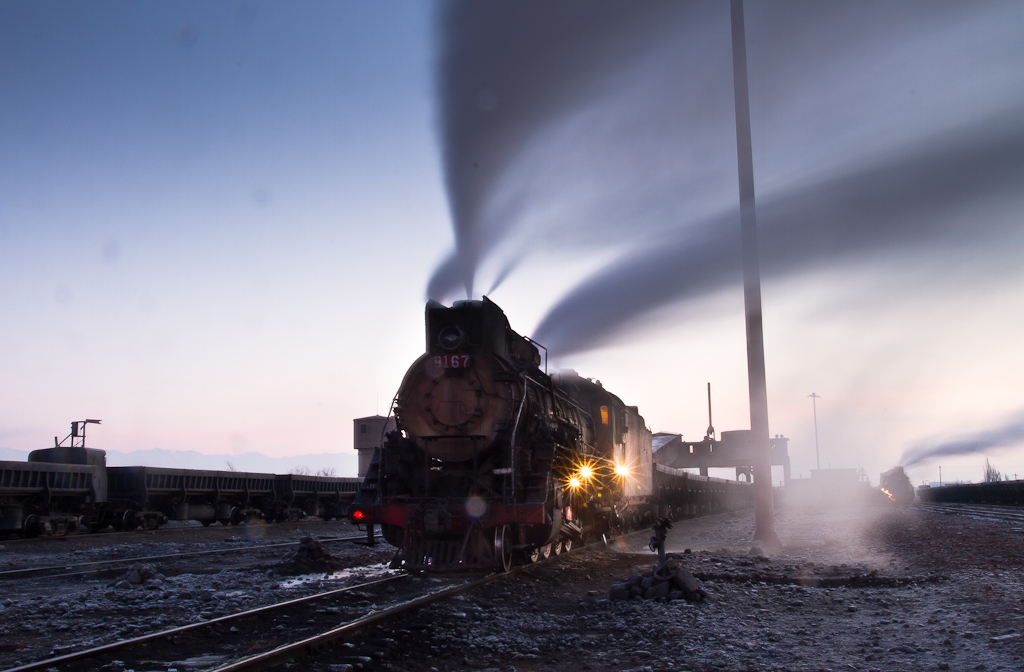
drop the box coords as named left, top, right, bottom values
left=434, top=354, right=471, bottom=369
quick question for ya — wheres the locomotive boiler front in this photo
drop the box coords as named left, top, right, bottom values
left=394, top=298, right=543, bottom=460
left=396, top=349, right=511, bottom=462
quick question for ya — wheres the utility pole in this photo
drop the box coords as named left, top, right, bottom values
left=808, top=393, right=821, bottom=470
left=939, top=465, right=942, bottom=487
left=730, top=0, right=779, bottom=548
left=705, top=382, right=715, bottom=440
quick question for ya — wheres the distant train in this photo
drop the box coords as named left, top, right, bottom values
left=918, top=479, right=1023, bottom=506
left=0, top=423, right=360, bottom=536
left=349, top=298, right=754, bottom=571
left=879, top=466, right=915, bottom=505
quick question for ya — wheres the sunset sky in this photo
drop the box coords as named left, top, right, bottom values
left=2, top=1, right=1022, bottom=484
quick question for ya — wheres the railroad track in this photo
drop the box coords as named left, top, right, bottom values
left=1, top=568, right=511, bottom=672
left=917, top=502, right=1024, bottom=528
left=0, top=532, right=375, bottom=580
left=0, top=517, right=349, bottom=545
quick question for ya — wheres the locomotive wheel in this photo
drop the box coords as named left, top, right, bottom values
left=121, top=510, right=139, bottom=532
left=21, top=515, right=43, bottom=538
left=494, top=525, right=512, bottom=573
left=552, top=540, right=563, bottom=556
left=562, top=538, right=572, bottom=553
left=526, top=547, right=540, bottom=563
left=540, top=543, right=552, bottom=560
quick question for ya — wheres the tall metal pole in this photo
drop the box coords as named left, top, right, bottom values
left=730, top=0, right=779, bottom=548
left=808, top=392, right=821, bottom=470
left=706, top=382, right=715, bottom=440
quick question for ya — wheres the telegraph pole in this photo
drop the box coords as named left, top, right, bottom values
left=808, top=393, right=821, bottom=470
left=730, top=0, right=780, bottom=548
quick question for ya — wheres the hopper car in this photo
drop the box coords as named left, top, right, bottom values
left=918, top=480, right=1023, bottom=506
left=0, top=424, right=359, bottom=536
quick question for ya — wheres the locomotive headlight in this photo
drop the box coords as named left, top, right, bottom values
left=578, top=465, right=593, bottom=481
left=614, top=464, right=630, bottom=477
left=438, top=325, right=464, bottom=351
left=568, top=477, right=582, bottom=489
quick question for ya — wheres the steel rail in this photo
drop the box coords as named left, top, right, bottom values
left=0, top=516, right=355, bottom=545
left=0, top=573, right=408, bottom=672
left=918, top=503, right=1024, bottom=526
left=0, top=533, right=373, bottom=579
left=210, top=571, right=510, bottom=672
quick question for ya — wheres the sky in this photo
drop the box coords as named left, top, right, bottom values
left=2, top=1, right=1022, bottom=484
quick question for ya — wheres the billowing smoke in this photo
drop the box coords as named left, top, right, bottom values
left=533, top=110, right=1024, bottom=354
left=898, top=411, right=1024, bottom=469
left=429, top=0, right=730, bottom=300
left=430, top=1, right=1024, bottom=355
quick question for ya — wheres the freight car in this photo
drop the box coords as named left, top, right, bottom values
left=918, top=479, right=1024, bottom=506
left=0, top=447, right=105, bottom=536
left=107, top=466, right=278, bottom=529
left=348, top=298, right=753, bottom=571
left=269, top=473, right=362, bottom=523
left=0, top=422, right=361, bottom=536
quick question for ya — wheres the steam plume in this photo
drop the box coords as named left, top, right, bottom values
left=431, top=0, right=1024, bottom=353
left=899, top=411, right=1024, bottom=469
left=429, top=0, right=716, bottom=300
left=533, top=111, right=1024, bottom=354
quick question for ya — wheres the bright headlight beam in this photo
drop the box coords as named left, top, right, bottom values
left=569, top=477, right=581, bottom=489
left=579, top=466, right=593, bottom=480
left=614, top=464, right=629, bottom=477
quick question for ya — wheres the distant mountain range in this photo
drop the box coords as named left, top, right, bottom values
left=0, top=446, right=359, bottom=477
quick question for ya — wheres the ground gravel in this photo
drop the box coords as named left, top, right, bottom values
left=1, top=507, right=1021, bottom=672
left=296, top=505, right=1024, bottom=672
left=0, top=520, right=394, bottom=668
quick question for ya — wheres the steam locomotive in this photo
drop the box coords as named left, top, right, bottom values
left=349, top=298, right=753, bottom=571
left=879, top=466, right=915, bottom=505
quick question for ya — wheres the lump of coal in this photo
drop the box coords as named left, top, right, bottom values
left=277, top=536, right=344, bottom=575
left=110, top=563, right=165, bottom=588
left=610, top=559, right=706, bottom=603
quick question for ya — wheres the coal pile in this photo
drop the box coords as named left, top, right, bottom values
left=109, top=563, right=166, bottom=589
left=277, top=536, right=344, bottom=574
left=610, top=517, right=707, bottom=603
left=609, top=557, right=707, bottom=603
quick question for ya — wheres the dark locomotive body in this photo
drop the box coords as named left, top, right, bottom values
left=351, top=298, right=751, bottom=571
left=879, top=466, right=915, bottom=506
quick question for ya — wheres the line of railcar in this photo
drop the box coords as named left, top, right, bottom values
left=918, top=479, right=1024, bottom=506
left=348, top=298, right=754, bottom=572
left=0, top=437, right=360, bottom=537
